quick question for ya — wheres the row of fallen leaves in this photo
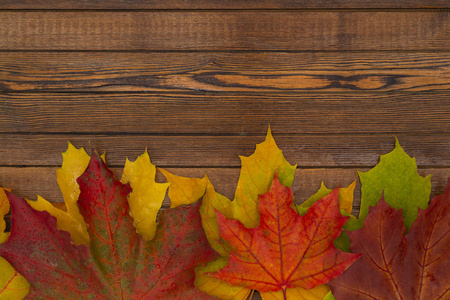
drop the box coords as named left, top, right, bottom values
left=0, top=129, right=448, bottom=300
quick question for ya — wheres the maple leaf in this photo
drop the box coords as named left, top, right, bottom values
left=121, top=151, right=170, bottom=241
left=298, top=181, right=357, bottom=253
left=0, top=188, right=11, bottom=245
left=162, top=129, right=351, bottom=300
left=0, top=188, right=29, bottom=299
left=297, top=181, right=356, bottom=216
left=27, top=142, right=91, bottom=245
left=158, top=169, right=208, bottom=208
left=329, top=178, right=450, bottom=300
left=347, top=138, right=431, bottom=231
left=210, top=174, right=360, bottom=298
left=161, top=128, right=297, bottom=300
left=0, top=152, right=217, bottom=299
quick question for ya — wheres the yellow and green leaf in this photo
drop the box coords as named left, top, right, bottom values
left=231, top=128, right=297, bottom=228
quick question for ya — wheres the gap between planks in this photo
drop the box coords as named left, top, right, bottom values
left=0, top=0, right=449, bottom=10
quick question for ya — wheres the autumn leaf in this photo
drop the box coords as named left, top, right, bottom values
left=121, top=151, right=170, bottom=241
left=210, top=174, right=360, bottom=298
left=298, top=181, right=357, bottom=253
left=0, top=188, right=30, bottom=299
left=161, top=128, right=296, bottom=299
left=27, top=142, right=91, bottom=245
left=159, top=171, right=250, bottom=300
left=0, top=257, right=30, bottom=300
left=159, top=168, right=208, bottom=208
left=0, top=153, right=217, bottom=299
left=297, top=181, right=356, bottom=216
left=0, top=188, right=10, bottom=245
left=347, top=138, right=431, bottom=231
left=232, top=128, right=297, bottom=228
left=329, top=178, right=450, bottom=300
left=261, top=284, right=332, bottom=300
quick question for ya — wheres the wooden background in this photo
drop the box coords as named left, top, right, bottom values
left=0, top=1, right=449, bottom=299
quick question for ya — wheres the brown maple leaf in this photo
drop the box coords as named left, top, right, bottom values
left=329, top=178, right=450, bottom=300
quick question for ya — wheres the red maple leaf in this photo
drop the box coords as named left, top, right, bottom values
left=210, top=174, right=360, bottom=297
left=0, top=153, right=217, bottom=299
left=329, top=179, right=450, bottom=300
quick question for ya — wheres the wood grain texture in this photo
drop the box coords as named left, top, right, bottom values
left=1, top=167, right=447, bottom=208
left=1, top=93, right=448, bottom=134
left=0, top=0, right=448, bottom=9
left=0, top=134, right=448, bottom=168
left=0, top=11, right=448, bottom=51
left=1, top=52, right=448, bottom=92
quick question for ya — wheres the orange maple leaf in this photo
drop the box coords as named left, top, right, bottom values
left=211, top=174, right=360, bottom=298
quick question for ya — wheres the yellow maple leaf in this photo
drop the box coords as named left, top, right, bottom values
left=261, top=285, right=330, bottom=300
left=158, top=169, right=208, bottom=208
left=0, top=188, right=30, bottom=299
left=121, top=151, right=169, bottom=241
left=27, top=143, right=90, bottom=245
left=0, top=188, right=11, bottom=245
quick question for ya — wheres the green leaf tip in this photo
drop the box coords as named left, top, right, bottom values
left=353, top=137, right=431, bottom=231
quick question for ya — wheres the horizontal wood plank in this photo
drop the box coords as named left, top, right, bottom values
left=1, top=52, right=448, bottom=92
left=0, top=93, right=449, bottom=134
left=0, top=12, right=448, bottom=50
left=0, top=134, right=448, bottom=168
left=1, top=167, right=447, bottom=209
left=0, top=0, right=448, bottom=9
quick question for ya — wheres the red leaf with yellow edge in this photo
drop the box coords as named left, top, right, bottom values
left=211, top=174, right=359, bottom=298
left=329, top=178, right=450, bottom=300
left=0, top=152, right=217, bottom=299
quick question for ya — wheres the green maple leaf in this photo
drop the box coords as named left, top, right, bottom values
left=348, top=138, right=431, bottom=231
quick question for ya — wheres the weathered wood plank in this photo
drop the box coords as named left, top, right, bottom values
left=0, top=93, right=448, bottom=134
left=0, top=0, right=448, bottom=9
left=0, top=134, right=448, bottom=168
left=1, top=167, right=447, bottom=208
left=0, top=12, right=448, bottom=50
left=1, top=52, right=448, bottom=92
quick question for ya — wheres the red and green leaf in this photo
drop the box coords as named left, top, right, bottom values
left=329, top=179, right=450, bottom=300
left=0, top=152, right=217, bottom=299
left=211, top=174, right=360, bottom=297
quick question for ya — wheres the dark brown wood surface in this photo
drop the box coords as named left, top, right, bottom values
left=0, top=93, right=448, bottom=134
left=0, top=0, right=449, bottom=9
left=0, top=11, right=448, bottom=50
left=0, top=2, right=449, bottom=299
left=1, top=52, right=448, bottom=92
